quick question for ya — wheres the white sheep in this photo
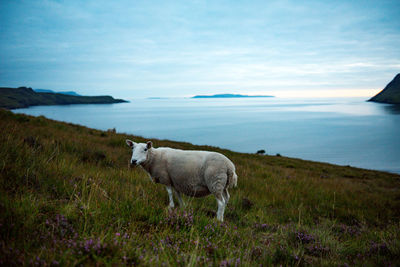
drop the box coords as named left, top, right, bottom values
left=126, top=140, right=238, bottom=222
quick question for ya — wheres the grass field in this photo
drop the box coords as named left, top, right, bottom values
left=1, top=109, right=399, bottom=266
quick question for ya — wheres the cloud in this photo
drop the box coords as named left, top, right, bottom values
left=0, top=0, right=399, bottom=97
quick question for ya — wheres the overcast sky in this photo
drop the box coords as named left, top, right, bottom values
left=1, top=0, right=399, bottom=98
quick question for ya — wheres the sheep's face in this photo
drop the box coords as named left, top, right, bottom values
left=126, top=139, right=152, bottom=166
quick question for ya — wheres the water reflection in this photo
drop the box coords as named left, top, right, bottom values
left=382, top=104, right=400, bottom=115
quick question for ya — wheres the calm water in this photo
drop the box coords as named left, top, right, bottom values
left=13, top=97, right=400, bottom=174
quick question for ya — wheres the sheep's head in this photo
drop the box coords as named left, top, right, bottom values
left=126, top=139, right=152, bottom=166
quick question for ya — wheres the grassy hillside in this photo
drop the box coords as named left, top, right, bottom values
left=1, top=109, right=399, bottom=266
left=369, top=73, right=400, bottom=104
left=0, top=87, right=127, bottom=109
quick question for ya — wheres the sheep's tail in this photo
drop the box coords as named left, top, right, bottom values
left=227, top=168, right=238, bottom=188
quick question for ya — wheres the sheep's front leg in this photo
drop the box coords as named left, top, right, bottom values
left=166, top=186, right=175, bottom=208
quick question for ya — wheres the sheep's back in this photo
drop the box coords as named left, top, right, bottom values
left=159, top=148, right=230, bottom=196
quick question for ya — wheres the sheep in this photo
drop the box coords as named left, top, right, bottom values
left=126, top=139, right=238, bottom=222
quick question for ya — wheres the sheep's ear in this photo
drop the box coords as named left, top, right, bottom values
left=146, top=141, right=153, bottom=149
left=126, top=139, right=135, bottom=148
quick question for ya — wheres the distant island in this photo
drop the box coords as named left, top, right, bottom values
left=369, top=73, right=400, bottom=104
left=192, top=93, right=274, bottom=98
left=0, top=87, right=128, bottom=109
left=34, top=89, right=81, bottom=96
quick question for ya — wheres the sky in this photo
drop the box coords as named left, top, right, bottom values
left=1, top=0, right=399, bottom=98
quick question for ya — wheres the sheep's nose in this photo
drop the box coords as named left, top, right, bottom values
left=131, top=159, right=137, bottom=165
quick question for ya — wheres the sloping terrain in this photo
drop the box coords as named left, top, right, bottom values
left=369, top=74, right=400, bottom=104
left=0, top=109, right=399, bottom=266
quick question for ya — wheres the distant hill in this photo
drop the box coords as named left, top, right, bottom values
left=192, top=93, right=274, bottom=98
left=33, top=89, right=54, bottom=94
left=0, top=87, right=127, bottom=109
left=34, top=89, right=81, bottom=96
left=369, top=73, right=400, bottom=104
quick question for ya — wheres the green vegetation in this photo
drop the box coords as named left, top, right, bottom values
left=0, top=87, right=127, bottom=109
left=1, top=109, right=399, bottom=266
left=369, top=73, right=400, bottom=104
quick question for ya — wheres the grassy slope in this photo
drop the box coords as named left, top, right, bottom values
left=0, top=109, right=399, bottom=266
left=0, top=87, right=127, bottom=109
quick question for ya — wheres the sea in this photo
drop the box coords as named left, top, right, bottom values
left=13, top=97, right=400, bottom=174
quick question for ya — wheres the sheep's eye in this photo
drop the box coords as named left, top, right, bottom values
left=144, top=148, right=147, bottom=152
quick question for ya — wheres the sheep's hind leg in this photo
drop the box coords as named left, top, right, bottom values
left=223, top=189, right=230, bottom=204
left=214, top=192, right=226, bottom=222
left=206, top=173, right=228, bottom=222
left=174, top=189, right=186, bottom=208
left=166, top=186, right=175, bottom=208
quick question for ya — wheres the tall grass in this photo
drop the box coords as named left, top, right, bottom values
left=1, top=109, right=399, bottom=266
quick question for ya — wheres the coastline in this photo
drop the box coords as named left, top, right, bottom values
left=9, top=106, right=400, bottom=175
left=0, top=87, right=128, bottom=109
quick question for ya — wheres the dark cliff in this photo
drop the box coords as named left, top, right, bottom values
left=369, top=74, right=400, bottom=104
left=0, top=87, right=127, bottom=109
